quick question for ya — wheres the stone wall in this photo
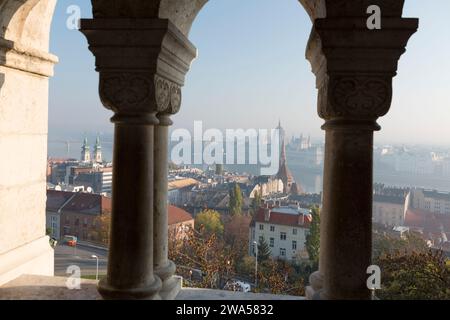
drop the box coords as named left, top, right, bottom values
left=0, top=0, right=57, bottom=286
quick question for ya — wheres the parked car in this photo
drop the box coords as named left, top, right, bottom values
left=63, top=235, right=77, bottom=247
left=223, top=280, right=252, bottom=293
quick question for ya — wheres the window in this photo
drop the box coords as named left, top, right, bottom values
left=259, top=224, right=264, bottom=230
left=269, top=237, right=274, bottom=247
left=292, top=240, right=297, bottom=250
left=280, top=248, right=286, bottom=256
left=293, top=228, right=297, bottom=235
left=270, top=225, right=275, bottom=232
left=280, top=232, right=286, bottom=241
left=75, top=218, right=79, bottom=226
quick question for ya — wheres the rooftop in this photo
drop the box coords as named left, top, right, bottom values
left=168, top=205, right=193, bottom=225
left=46, top=190, right=111, bottom=215
left=254, top=206, right=312, bottom=228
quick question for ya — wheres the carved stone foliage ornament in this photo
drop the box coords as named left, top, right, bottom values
left=318, top=75, right=392, bottom=120
left=99, top=73, right=183, bottom=119
left=170, top=84, right=182, bottom=114
left=155, top=75, right=182, bottom=115
left=99, top=73, right=153, bottom=113
left=155, top=75, right=171, bottom=112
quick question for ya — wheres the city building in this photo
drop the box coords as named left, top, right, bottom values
left=46, top=190, right=111, bottom=242
left=410, top=188, right=450, bottom=215
left=372, top=184, right=409, bottom=227
left=93, top=135, right=103, bottom=163
left=81, top=136, right=91, bottom=163
left=249, top=204, right=312, bottom=261
left=66, top=165, right=113, bottom=195
left=168, top=205, right=195, bottom=240
left=276, top=121, right=304, bottom=195
left=249, top=176, right=284, bottom=198
left=168, top=178, right=200, bottom=206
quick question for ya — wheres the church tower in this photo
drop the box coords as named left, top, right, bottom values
left=275, top=121, right=304, bottom=195
left=93, top=135, right=102, bottom=163
left=81, top=136, right=91, bottom=163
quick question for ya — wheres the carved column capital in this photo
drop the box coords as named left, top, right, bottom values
left=154, top=75, right=182, bottom=126
left=306, top=16, right=418, bottom=130
left=317, top=74, right=392, bottom=129
left=80, top=18, right=196, bottom=125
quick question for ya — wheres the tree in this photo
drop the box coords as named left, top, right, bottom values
left=91, top=210, right=111, bottom=245
left=229, top=183, right=243, bottom=216
left=372, top=229, right=428, bottom=260
left=377, top=250, right=450, bottom=300
left=223, top=214, right=251, bottom=260
left=168, top=227, right=234, bottom=289
left=305, top=206, right=320, bottom=267
left=257, top=259, right=304, bottom=296
left=257, top=237, right=271, bottom=262
left=250, top=190, right=262, bottom=216
left=195, top=209, right=224, bottom=236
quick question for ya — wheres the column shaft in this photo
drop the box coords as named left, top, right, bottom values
left=320, top=124, right=374, bottom=300
left=154, top=120, right=179, bottom=299
left=98, top=122, right=161, bottom=299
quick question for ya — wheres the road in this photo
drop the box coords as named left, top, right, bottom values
left=54, top=243, right=108, bottom=277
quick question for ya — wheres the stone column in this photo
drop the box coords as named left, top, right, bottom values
left=80, top=19, right=196, bottom=300
left=102, top=115, right=162, bottom=299
left=153, top=76, right=182, bottom=299
left=305, top=15, right=418, bottom=299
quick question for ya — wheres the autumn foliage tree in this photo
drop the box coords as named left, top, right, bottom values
left=258, top=259, right=305, bottom=296
left=229, top=183, right=243, bottom=217
left=305, top=206, right=320, bottom=267
left=91, top=210, right=111, bottom=245
left=223, top=214, right=251, bottom=260
left=195, top=209, right=224, bottom=236
left=168, top=226, right=234, bottom=289
left=377, top=250, right=450, bottom=300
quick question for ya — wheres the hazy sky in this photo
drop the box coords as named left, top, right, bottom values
left=49, top=0, right=450, bottom=146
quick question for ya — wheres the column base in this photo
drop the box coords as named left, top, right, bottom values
left=159, top=275, right=182, bottom=300
left=0, top=236, right=54, bottom=286
left=305, top=271, right=324, bottom=300
left=155, top=260, right=180, bottom=300
left=98, top=276, right=162, bottom=300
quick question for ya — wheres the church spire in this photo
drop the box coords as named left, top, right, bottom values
left=81, top=135, right=91, bottom=163
left=94, top=134, right=102, bottom=163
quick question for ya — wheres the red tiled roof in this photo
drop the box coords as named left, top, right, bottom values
left=46, top=190, right=111, bottom=215
left=253, top=207, right=311, bottom=228
left=168, top=205, right=193, bottom=225
left=405, top=209, right=450, bottom=236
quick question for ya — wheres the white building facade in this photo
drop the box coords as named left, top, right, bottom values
left=249, top=206, right=311, bottom=261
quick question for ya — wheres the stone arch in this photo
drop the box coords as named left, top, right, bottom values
left=157, top=0, right=319, bottom=36
left=0, top=0, right=56, bottom=52
left=88, top=0, right=322, bottom=37
left=0, top=0, right=58, bottom=286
